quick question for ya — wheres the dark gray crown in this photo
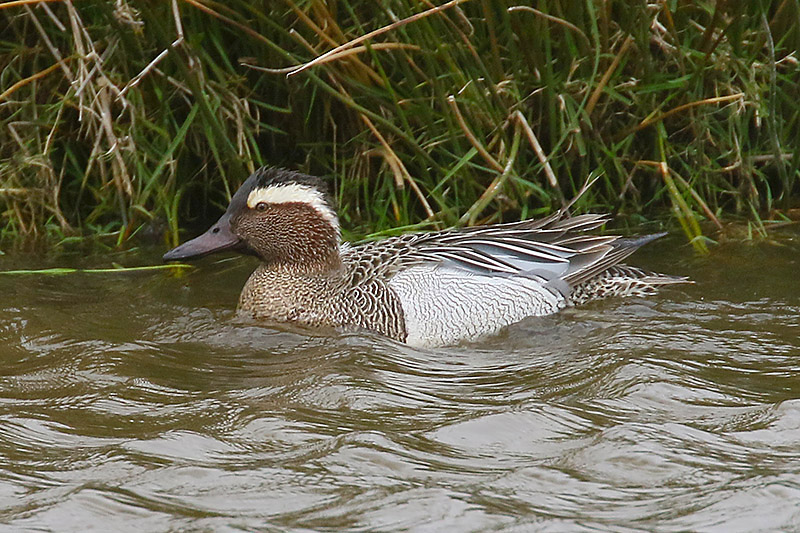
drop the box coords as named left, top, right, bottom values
left=228, top=167, right=334, bottom=214
left=252, top=167, right=329, bottom=193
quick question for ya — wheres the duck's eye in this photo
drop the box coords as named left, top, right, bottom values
left=256, top=202, right=268, bottom=212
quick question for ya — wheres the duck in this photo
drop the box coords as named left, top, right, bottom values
left=163, top=167, right=687, bottom=347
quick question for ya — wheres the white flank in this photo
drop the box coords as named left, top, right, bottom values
left=389, top=264, right=565, bottom=347
left=247, top=183, right=339, bottom=230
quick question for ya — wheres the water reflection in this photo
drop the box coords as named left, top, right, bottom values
left=0, top=233, right=799, bottom=531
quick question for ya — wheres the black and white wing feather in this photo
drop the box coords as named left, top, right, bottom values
left=344, top=212, right=672, bottom=293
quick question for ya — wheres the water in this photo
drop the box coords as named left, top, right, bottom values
left=1, top=230, right=799, bottom=532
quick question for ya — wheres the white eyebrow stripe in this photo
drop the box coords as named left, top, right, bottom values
left=246, top=183, right=339, bottom=229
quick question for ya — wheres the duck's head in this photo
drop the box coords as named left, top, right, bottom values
left=163, top=167, right=340, bottom=269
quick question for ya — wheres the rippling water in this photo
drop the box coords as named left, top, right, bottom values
left=1, top=231, right=799, bottom=531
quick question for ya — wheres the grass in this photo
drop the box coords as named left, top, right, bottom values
left=0, top=264, right=193, bottom=275
left=1, top=0, right=798, bottom=253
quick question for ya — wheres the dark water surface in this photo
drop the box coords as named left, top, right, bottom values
left=1, top=230, right=799, bottom=532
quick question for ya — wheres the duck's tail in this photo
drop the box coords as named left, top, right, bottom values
left=569, top=264, right=692, bottom=306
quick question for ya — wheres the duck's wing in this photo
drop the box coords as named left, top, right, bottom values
left=343, top=213, right=665, bottom=290
left=410, top=214, right=612, bottom=279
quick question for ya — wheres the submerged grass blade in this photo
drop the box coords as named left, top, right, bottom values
left=0, top=264, right=194, bottom=275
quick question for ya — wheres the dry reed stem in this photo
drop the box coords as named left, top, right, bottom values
left=769, top=0, right=792, bottom=28
left=23, top=4, right=73, bottom=80
left=0, top=60, right=65, bottom=101
left=659, top=2, right=681, bottom=52
left=514, top=111, right=559, bottom=190
left=38, top=2, right=65, bottom=31
left=181, top=0, right=274, bottom=48
left=287, top=0, right=340, bottom=48
left=307, top=43, right=421, bottom=69
left=0, top=188, right=36, bottom=195
left=623, top=93, right=745, bottom=138
left=253, top=42, right=419, bottom=76
left=507, top=5, right=591, bottom=49
left=673, top=173, right=723, bottom=230
left=699, top=0, right=726, bottom=56
left=287, top=0, right=471, bottom=77
left=585, top=34, right=633, bottom=117
left=98, top=85, right=133, bottom=197
left=360, top=113, right=435, bottom=219
left=288, top=1, right=384, bottom=86
left=0, top=0, right=61, bottom=9
left=120, top=37, right=184, bottom=97
left=459, top=123, right=520, bottom=226
left=447, top=95, right=504, bottom=173
left=750, top=153, right=794, bottom=163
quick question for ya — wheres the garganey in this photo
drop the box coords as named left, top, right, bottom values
left=164, top=167, right=687, bottom=347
